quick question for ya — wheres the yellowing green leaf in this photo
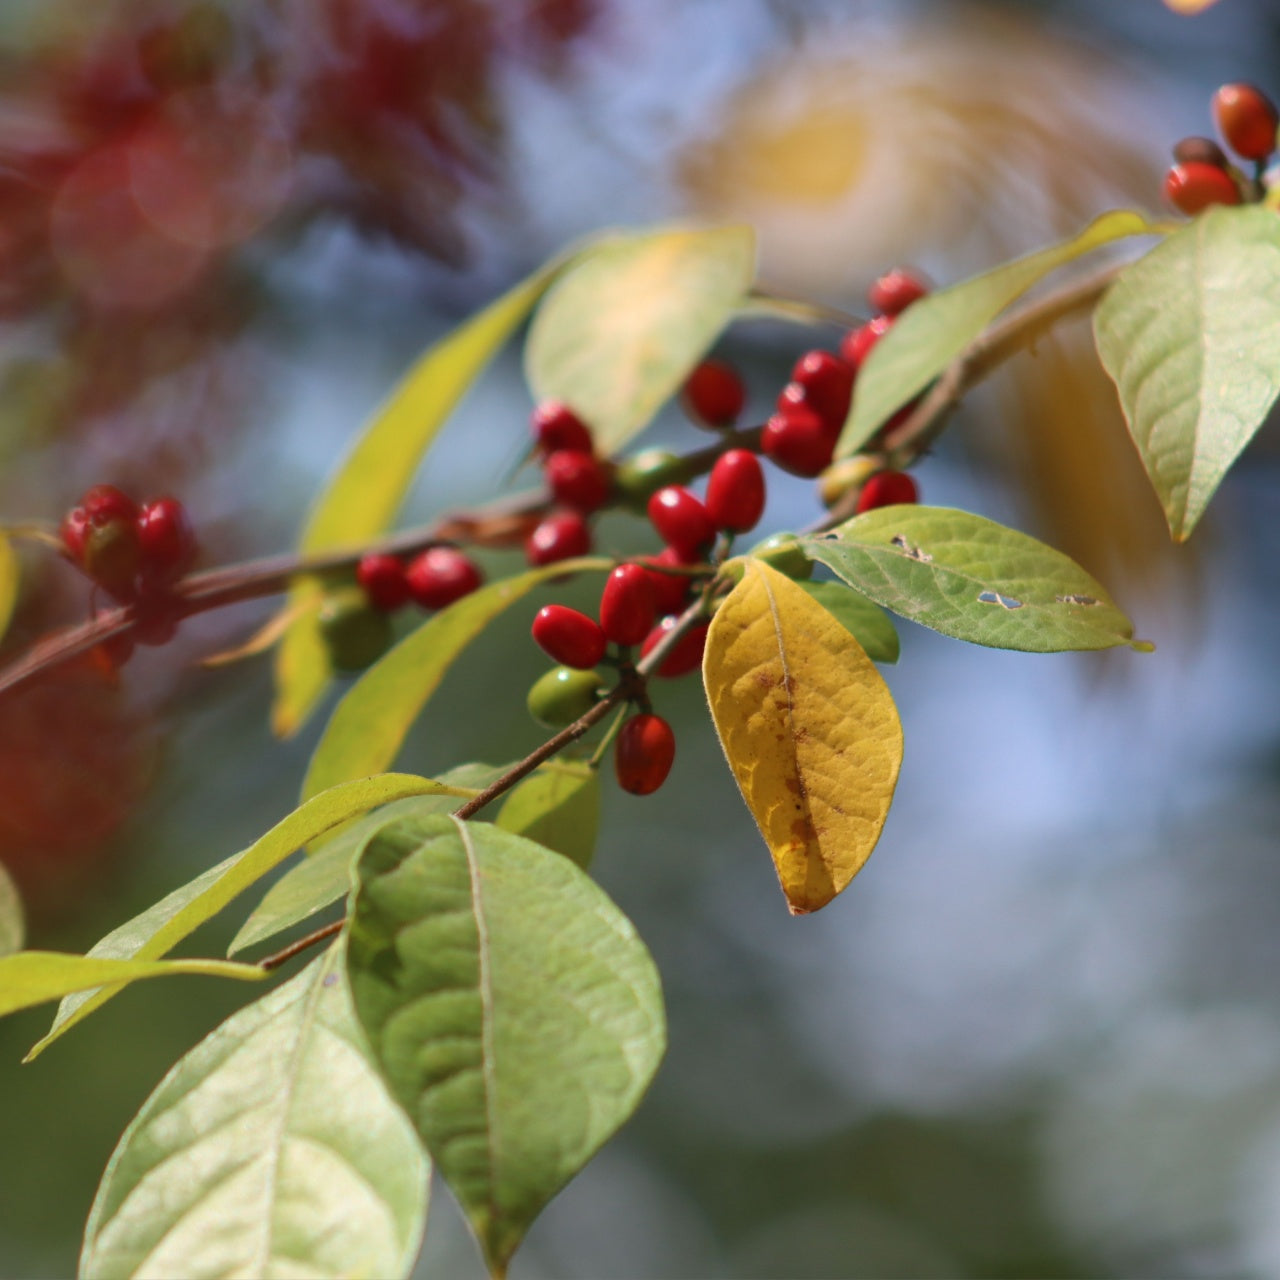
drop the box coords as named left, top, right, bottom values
left=496, top=760, right=600, bottom=871
left=526, top=224, right=757, bottom=454
left=303, top=560, right=609, bottom=801
left=0, top=533, right=17, bottom=643
left=1094, top=205, right=1280, bottom=540
left=794, top=580, right=899, bottom=664
left=703, top=560, right=903, bottom=914
left=0, top=861, right=25, bottom=957
left=839, top=210, right=1163, bottom=455
left=273, top=258, right=569, bottom=737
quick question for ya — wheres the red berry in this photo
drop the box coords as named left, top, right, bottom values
left=681, top=358, right=746, bottom=429
left=1163, top=162, right=1241, bottom=215
left=640, top=546, right=696, bottom=615
left=641, top=615, right=709, bottom=678
left=134, top=593, right=181, bottom=647
left=60, top=505, right=91, bottom=564
left=856, top=470, right=919, bottom=513
left=1173, top=135, right=1229, bottom=168
left=405, top=546, right=483, bottom=610
left=615, top=713, right=676, bottom=796
left=599, top=564, right=657, bottom=646
left=525, top=511, right=592, bottom=566
left=839, top=315, right=894, bottom=370
left=136, top=497, right=197, bottom=585
left=83, top=519, right=142, bottom=601
left=545, top=449, right=611, bottom=514
left=81, top=484, right=139, bottom=526
left=1212, top=82, right=1279, bottom=161
left=647, top=486, right=717, bottom=559
left=531, top=604, right=607, bottom=669
left=788, top=350, right=855, bottom=432
left=356, top=553, right=410, bottom=612
left=868, top=267, right=930, bottom=317
left=761, top=404, right=837, bottom=478
left=531, top=401, right=593, bottom=454
left=705, top=448, right=766, bottom=533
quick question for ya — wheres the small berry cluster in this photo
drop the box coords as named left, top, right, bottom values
left=1164, top=82, right=1280, bottom=216
left=524, top=402, right=612, bottom=566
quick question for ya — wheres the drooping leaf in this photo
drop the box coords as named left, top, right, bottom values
left=0, top=860, right=22, bottom=956
left=1094, top=205, right=1280, bottom=541
left=274, top=257, right=570, bottom=737
left=347, top=814, right=665, bottom=1276
left=793, top=579, right=899, bottom=663
left=229, top=764, right=508, bottom=957
left=526, top=224, right=757, bottom=454
left=495, top=760, right=600, bottom=870
left=80, top=944, right=429, bottom=1280
left=802, top=506, right=1144, bottom=652
left=839, top=210, right=1163, bottom=455
left=1, top=951, right=264, bottom=1020
left=0, top=533, right=17, bottom=644
left=29, top=773, right=468, bottom=1059
left=303, top=559, right=609, bottom=801
left=703, top=560, right=903, bottom=915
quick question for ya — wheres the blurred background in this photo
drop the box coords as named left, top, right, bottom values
left=2, top=0, right=1280, bottom=1275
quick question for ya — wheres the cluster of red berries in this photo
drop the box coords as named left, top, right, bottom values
left=1164, top=82, right=1279, bottom=216
left=523, top=402, right=613, bottom=567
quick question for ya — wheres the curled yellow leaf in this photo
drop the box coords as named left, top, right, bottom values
left=703, top=560, right=903, bottom=914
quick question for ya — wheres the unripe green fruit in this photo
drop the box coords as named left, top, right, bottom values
left=748, top=533, right=813, bottom=580
left=319, top=588, right=393, bottom=672
left=526, top=665, right=604, bottom=727
left=614, top=449, right=692, bottom=511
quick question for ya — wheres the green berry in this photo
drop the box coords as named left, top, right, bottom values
left=748, top=533, right=813, bottom=580
left=319, top=588, right=393, bottom=672
left=614, top=449, right=691, bottom=511
left=526, top=665, right=604, bottom=727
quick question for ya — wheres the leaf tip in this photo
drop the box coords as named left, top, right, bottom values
left=1130, top=638, right=1157, bottom=654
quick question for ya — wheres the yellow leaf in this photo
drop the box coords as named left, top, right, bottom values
left=703, top=560, right=903, bottom=914
left=1163, top=0, right=1220, bottom=11
left=0, top=534, right=17, bottom=644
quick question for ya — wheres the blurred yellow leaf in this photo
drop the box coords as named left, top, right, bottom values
left=0, top=534, right=17, bottom=644
left=703, top=560, right=902, bottom=914
left=1163, top=0, right=1221, bottom=12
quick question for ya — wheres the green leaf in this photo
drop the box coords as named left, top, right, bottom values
left=303, top=559, right=610, bottom=801
left=794, top=580, right=900, bottom=664
left=1, top=951, right=264, bottom=1019
left=0, top=533, right=17, bottom=644
left=526, top=224, right=757, bottom=454
left=80, top=944, right=429, bottom=1280
left=496, top=760, right=601, bottom=871
left=28, top=773, right=467, bottom=1060
left=273, top=257, right=570, bottom=738
left=229, top=764, right=508, bottom=957
left=1094, top=205, right=1280, bottom=541
left=803, top=507, right=1144, bottom=652
left=839, top=210, right=1163, bottom=455
left=0, top=860, right=23, bottom=956
left=347, top=814, right=665, bottom=1276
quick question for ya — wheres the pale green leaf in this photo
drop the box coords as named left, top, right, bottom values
left=526, top=224, right=757, bottom=454
left=274, top=257, right=569, bottom=737
left=803, top=507, right=1143, bottom=652
left=795, top=580, right=899, bottom=664
left=347, top=814, right=665, bottom=1275
left=303, top=559, right=610, bottom=801
left=29, top=773, right=467, bottom=1060
left=839, top=210, right=1163, bottom=455
left=0, top=860, right=23, bottom=956
left=1, top=951, right=264, bottom=1019
left=496, top=760, right=600, bottom=871
left=228, top=764, right=508, bottom=957
left=0, top=533, right=17, bottom=643
left=81, top=944, right=429, bottom=1280
left=1094, top=205, right=1280, bottom=540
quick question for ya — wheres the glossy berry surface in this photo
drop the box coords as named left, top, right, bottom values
left=761, top=403, right=837, bottom=478
left=868, top=267, right=930, bottom=317
left=647, top=486, right=717, bottom=559
left=856, top=469, right=919, bottom=513
left=405, top=546, right=483, bottom=611
left=681, top=358, right=746, bottom=429
left=59, top=506, right=91, bottom=563
left=641, top=615, right=710, bottom=678
left=839, top=314, right=893, bottom=370
left=705, top=448, right=766, bottom=533
left=531, top=605, right=607, bottom=669
left=531, top=400, right=593, bottom=454
left=615, top=713, right=676, bottom=796
left=1212, top=82, right=1279, bottom=161
left=81, top=484, right=140, bottom=527
left=319, top=590, right=393, bottom=672
left=789, top=350, right=855, bottom=432
left=545, top=449, right=611, bottom=514
left=641, top=546, right=696, bottom=615
left=527, top=665, right=603, bottom=727
left=356, top=553, right=410, bottom=612
left=525, top=511, right=592, bottom=566
left=137, top=497, right=197, bottom=584
left=599, top=564, right=657, bottom=646
left=1163, top=162, right=1241, bottom=215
